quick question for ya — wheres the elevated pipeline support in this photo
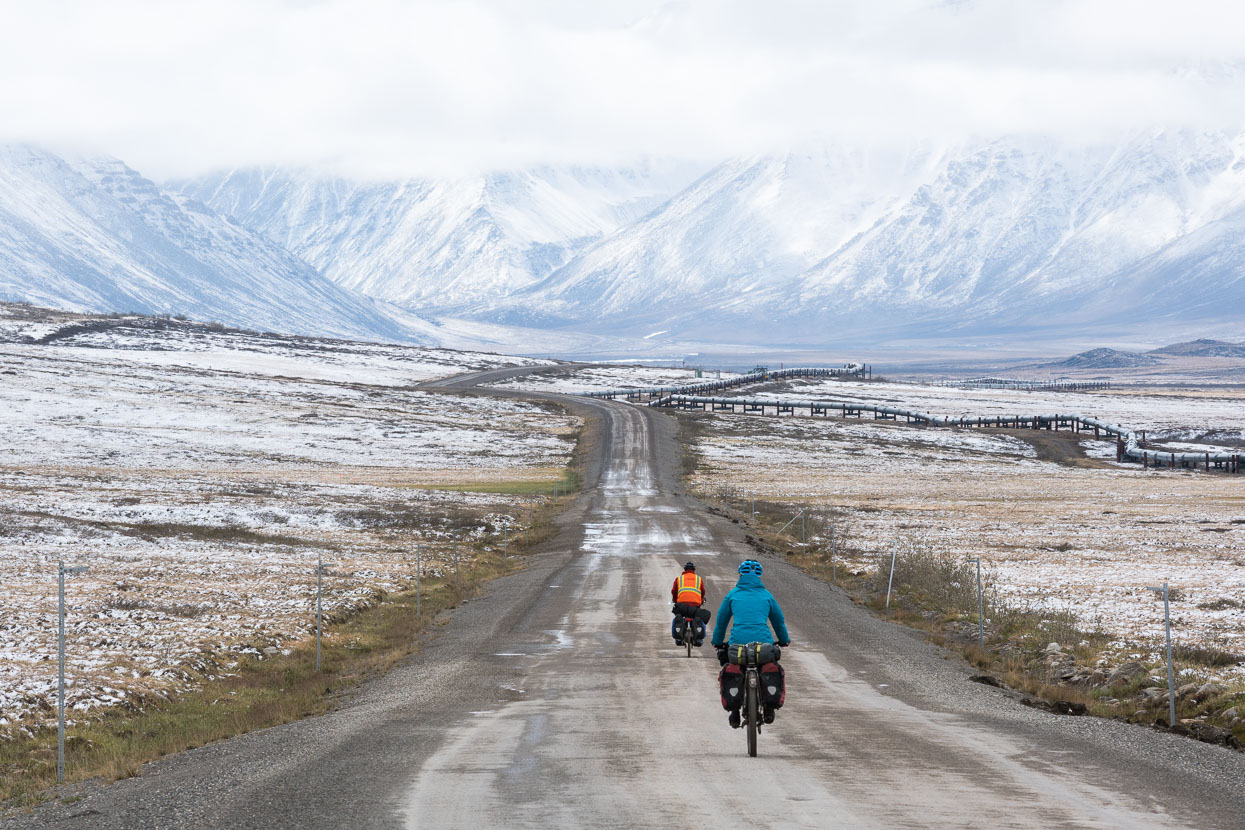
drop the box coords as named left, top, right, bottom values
left=578, top=365, right=869, bottom=402
left=654, top=394, right=1242, bottom=474
left=941, top=377, right=1112, bottom=392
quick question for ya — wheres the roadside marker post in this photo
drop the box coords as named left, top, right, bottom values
left=885, top=543, right=898, bottom=611
left=829, top=523, right=836, bottom=585
left=966, top=558, right=984, bottom=648
left=1146, top=583, right=1177, bottom=727
left=453, top=539, right=461, bottom=597
left=57, top=562, right=88, bottom=785
left=415, top=545, right=422, bottom=618
left=316, top=558, right=335, bottom=672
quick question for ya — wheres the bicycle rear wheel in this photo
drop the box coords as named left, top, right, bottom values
left=746, top=676, right=758, bottom=757
left=686, top=634, right=692, bottom=657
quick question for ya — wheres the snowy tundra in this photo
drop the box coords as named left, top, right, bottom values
left=0, top=306, right=574, bottom=734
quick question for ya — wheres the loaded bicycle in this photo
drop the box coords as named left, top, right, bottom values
left=679, top=611, right=697, bottom=657
left=719, top=642, right=785, bottom=757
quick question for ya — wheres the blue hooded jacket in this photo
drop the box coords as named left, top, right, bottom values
left=711, top=572, right=789, bottom=646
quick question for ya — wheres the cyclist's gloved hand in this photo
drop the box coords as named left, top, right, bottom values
left=778, top=641, right=790, bottom=647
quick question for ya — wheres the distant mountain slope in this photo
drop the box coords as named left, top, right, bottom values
left=497, top=131, right=1245, bottom=344
left=171, top=162, right=703, bottom=313
left=1041, top=348, right=1161, bottom=369
left=1150, top=339, right=1245, bottom=357
left=483, top=146, right=940, bottom=329
left=0, top=145, right=420, bottom=342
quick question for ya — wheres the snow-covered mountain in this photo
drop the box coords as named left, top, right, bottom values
left=173, top=130, right=1245, bottom=348
left=172, top=162, right=703, bottom=314
left=0, top=145, right=421, bottom=343
left=785, top=131, right=1245, bottom=334
left=483, top=145, right=942, bottom=330
left=496, top=130, right=1245, bottom=344
left=6, top=131, right=1245, bottom=353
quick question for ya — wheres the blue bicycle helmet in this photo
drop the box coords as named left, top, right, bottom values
left=738, top=559, right=763, bottom=575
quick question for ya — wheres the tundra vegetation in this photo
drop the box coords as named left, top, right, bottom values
left=0, top=307, right=582, bottom=806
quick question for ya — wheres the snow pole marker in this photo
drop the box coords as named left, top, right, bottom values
left=58, top=562, right=88, bottom=784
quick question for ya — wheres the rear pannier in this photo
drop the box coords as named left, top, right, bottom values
left=719, top=664, right=744, bottom=710
left=760, top=662, right=785, bottom=709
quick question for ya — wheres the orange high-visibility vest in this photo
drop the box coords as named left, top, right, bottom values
left=675, top=572, right=704, bottom=605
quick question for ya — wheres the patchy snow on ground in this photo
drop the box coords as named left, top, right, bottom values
left=0, top=326, right=575, bottom=733
left=491, top=365, right=739, bottom=394
left=0, top=308, right=554, bottom=385
left=684, top=399, right=1245, bottom=680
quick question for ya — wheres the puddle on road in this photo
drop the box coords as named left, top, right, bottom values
left=543, top=629, right=572, bottom=649
left=581, top=520, right=715, bottom=558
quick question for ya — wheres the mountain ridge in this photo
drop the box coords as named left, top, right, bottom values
left=0, top=145, right=425, bottom=343
left=171, top=161, right=705, bottom=314
left=3, top=133, right=1245, bottom=353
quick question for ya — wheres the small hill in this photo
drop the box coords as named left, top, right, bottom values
left=1149, top=339, right=1245, bottom=358
left=1042, top=348, right=1162, bottom=369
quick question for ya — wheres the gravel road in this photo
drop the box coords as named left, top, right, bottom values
left=9, top=370, right=1244, bottom=829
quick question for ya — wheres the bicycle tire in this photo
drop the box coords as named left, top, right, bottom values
left=746, top=674, right=758, bottom=757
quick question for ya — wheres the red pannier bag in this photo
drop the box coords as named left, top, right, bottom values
left=760, top=662, right=785, bottom=709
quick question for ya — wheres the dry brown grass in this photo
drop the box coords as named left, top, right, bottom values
left=0, top=543, right=526, bottom=810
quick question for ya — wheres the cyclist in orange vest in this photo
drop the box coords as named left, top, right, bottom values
left=671, top=562, right=711, bottom=646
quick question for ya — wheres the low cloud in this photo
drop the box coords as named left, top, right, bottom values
left=2, top=0, right=1243, bottom=177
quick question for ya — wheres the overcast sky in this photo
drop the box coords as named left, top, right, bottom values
left=2, top=0, right=1243, bottom=178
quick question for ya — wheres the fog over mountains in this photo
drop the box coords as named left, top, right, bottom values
left=2, top=131, right=1244, bottom=352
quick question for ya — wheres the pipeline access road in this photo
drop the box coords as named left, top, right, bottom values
left=12, top=366, right=1245, bottom=830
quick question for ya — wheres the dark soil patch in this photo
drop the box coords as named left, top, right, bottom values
left=1000, top=429, right=1114, bottom=469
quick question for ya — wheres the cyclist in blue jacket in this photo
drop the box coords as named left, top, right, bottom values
left=711, top=559, right=790, bottom=727
left=711, top=559, right=790, bottom=650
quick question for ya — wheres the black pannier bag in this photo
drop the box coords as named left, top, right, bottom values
left=760, top=662, right=786, bottom=709
left=719, top=664, right=744, bottom=710
left=672, top=617, right=687, bottom=640
left=727, top=642, right=781, bottom=667
left=673, top=602, right=711, bottom=624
